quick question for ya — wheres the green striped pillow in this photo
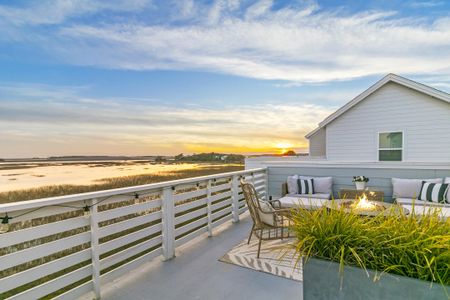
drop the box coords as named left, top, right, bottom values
left=418, top=181, right=449, bottom=203
left=297, top=178, right=314, bottom=195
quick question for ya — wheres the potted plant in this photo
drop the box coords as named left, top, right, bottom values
left=290, top=205, right=450, bottom=300
left=353, top=175, right=369, bottom=190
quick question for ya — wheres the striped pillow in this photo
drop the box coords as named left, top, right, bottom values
left=297, top=179, right=314, bottom=195
left=418, top=181, right=449, bottom=203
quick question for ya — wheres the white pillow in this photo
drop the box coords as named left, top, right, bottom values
left=287, top=175, right=298, bottom=194
left=258, top=200, right=275, bottom=226
left=445, top=177, right=450, bottom=203
left=299, top=176, right=333, bottom=195
left=392, top=178, right=443, bottom=199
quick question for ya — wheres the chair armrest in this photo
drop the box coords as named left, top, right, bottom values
left=268, top=199, right=282, bottom=209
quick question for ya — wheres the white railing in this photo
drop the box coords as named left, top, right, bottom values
left=0, top=168, right=267, bottom=300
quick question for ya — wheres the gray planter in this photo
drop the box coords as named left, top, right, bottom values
left=303, top=258, right=450, bottom=300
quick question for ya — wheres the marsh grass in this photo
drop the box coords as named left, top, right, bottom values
left=291, top=203, right=450, bottom=287
left=0, top=165, right=243, bottom=204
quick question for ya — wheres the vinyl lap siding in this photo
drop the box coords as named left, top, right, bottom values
left=309, top=128, right=326, bottom=157
left=326, top=82, right=450, bottom=162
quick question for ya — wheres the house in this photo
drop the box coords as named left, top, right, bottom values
left=306, top=74, right=450, bottom=162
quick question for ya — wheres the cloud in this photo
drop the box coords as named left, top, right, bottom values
left=1, top=1, right=450, bottom=84
left=0, top=83, right=335, bottom=157
left=0, top=0, right=151, bottom=26
left=409, top=1, right=445, bottom=8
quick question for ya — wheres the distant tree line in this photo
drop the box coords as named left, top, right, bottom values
left=174, top=152, right=244, bottom=163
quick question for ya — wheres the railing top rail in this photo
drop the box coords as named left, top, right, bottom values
left=0, top=167, right=266, bottom=212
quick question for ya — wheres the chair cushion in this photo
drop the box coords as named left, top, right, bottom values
left=258, top=200, right=276, bottom=226
left=299, top=176, right=333, bottom=195
left=392, top=178, right=442, bottom=199
left=287, top=175, right=299, bottom=194
left=418, top=182, right=449, bottom=203
left=278, top=196, right=328, bottom=210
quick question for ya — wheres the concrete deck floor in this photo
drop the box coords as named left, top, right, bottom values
left=102, top=214, right=303, bottom=300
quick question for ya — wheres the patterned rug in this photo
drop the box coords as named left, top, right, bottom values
left=219, top=238, right=302, bottom=281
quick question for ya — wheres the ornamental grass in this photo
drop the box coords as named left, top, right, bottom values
left=291, top=203, right=450, bottom=286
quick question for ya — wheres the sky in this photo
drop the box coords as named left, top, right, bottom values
left=1, top=0, right=450, bottom=158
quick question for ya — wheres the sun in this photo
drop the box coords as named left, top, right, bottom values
left=275, top=142, right=293, bottom=154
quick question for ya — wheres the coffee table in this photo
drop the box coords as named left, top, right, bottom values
left=324, top=199, right=409, bottom=217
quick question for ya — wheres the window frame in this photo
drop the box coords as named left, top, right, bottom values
left=377, top=131, right=404, bottom=162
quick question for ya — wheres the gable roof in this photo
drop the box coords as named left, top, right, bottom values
left=305, top=73, right=450, bottom=139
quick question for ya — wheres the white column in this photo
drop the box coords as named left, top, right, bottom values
left=231, top=175, right=240, bottom=223
left=206, top=180, right=213, bottom=236
left=162, top=187, right=175, bottom=260
left=89, top=199, right=101, bottom=300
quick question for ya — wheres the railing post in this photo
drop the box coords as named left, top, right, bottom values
left=206, top=180, right=213, bottom=236
left=162, top=187, right=175, bottom=260
left=89, top=199, right=101, bottom=300
left=264, top=169, right=269, bottom=201
left=231, top=175, right=240, bottom=223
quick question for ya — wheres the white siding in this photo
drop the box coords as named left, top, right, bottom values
left=309, top=128, right=326, bottom=157
left=326, top=82, right=450, bottom=162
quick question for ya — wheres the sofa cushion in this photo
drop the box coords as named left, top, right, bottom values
left=287, top=175, right=299, bottom=194
left=418, top=182, right=449, bottom=203
left=287, top=193, right=331, bottom=200
left=278, top=196, right=328, bottom=210
left=392, top=178, right=442, bottom=199
left=395, top=198, right=427, bottom=206
left=299, top=176, right=333, bottom=195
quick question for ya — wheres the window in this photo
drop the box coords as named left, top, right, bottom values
left=378, top=132, right=403, bottom=161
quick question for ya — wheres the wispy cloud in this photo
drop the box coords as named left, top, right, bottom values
left=1, top=1, right=450, bottom=83
left=0, top=83, right=334, bottom=157
left=409, top=1, right=445, bottom=8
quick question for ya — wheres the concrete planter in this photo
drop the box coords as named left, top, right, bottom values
left=303, top=258, right=450, bottom=300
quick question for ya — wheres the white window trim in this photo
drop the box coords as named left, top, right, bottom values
left=377, top=131, right=404, bottom=162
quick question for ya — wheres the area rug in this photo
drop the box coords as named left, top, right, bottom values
left=219, top=238, right=302, bottom=281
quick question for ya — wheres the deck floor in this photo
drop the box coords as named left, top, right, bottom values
left=101, top=214, right=303, bottom=300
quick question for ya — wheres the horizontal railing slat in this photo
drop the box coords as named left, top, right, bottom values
left=174, top=208, right=207, bottom=225
left=212, top=207, right=232, bottom=221
left=175, top=216, right=208, bottom=237
left=98, top=211, right=162, bottom=239
left=9, top=265, right=92, bottom=300
left=174, top=197, right=207, bottom=214
left=0, top=216, right=89, bottom=249
left=97, top=199, right=161, bottom=222
left=211, top=199, right=232, bottom=212
left=0, top=232, right=91, bottom=271
left=174, top=189, right=207, bottom=203
left=212, top=214, right=233, bottom=228
left=100, top=236, right=162, bottom=270
left=175, top=227, right=208, bottom=248
left=209, top=191, right=232, bottom=203
left=210, top=182, right=231, bottom=193
left=100, top=248, right=162, bottom=285
left=99, top=223, right=162, bottom=255
left=0, top=249, right=91, bottom=294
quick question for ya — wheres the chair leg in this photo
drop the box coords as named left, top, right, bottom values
left=257, top=231, right=263, bottom=259
left=247, top=224, right=254, bottom=244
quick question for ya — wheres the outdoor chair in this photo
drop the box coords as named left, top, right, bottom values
left=240, top=180, right=295, bottom=258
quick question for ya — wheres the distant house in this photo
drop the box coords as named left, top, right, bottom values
left=306, top=74, right=450, bottom=163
